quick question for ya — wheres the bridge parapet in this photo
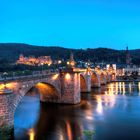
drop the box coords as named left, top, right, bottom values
left=0, top=71, right=58, bottom=82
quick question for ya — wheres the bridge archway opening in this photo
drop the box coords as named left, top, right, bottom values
left=91, top=73, right=99, bottom=87
left=80, top=75, right=87, bottom=93
left=35, top=82, right=59, bottom=101
left=111, top=73, right=116, bottom=81
left=14, top=82, right=60, bottom=129
left=100, top=73, right=106, bottom=85
left=15, top=82, right=60, bottom=112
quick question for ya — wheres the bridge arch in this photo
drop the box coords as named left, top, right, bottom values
left=100, top=73, right=107, bottom=85
left=35, top=82, right=60, bottom=102
left=111, top=73, right=116, bottom=81
left=91, top=72, right=100, bottom=88
left=106, top=73, right=112, bottom=83
left=80, top=74, right=87, bottom=92
left=13, top=78, right=61, bottom=111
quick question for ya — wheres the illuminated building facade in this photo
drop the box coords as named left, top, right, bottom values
left=116, top=65, right=140, bottom=77
left=16, top=54, right=52, bottom=66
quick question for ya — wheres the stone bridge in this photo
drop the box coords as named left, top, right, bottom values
left=0, top=68, right=115, bottom=131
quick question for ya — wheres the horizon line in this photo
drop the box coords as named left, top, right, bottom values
left=0, top=42, right=139, bottom=51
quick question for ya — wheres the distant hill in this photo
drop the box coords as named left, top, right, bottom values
left=0, top=43, right=140, bottom=65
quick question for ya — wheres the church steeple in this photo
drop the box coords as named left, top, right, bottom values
left=70, top=52, right=74, bottom=62
left=126, top=46, right=131, bottom=65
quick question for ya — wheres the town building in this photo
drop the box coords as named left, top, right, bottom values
left=116, top=65, right=140, bottom=76
left=16, top=54, right=52, bottom=66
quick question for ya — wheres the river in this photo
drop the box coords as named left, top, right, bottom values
left=14, top=82, right=140, bottom=140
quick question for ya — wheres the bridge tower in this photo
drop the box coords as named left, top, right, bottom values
left=67, top=52, right=76, bottom=68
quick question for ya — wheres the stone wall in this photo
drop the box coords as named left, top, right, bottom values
left=91, top=73, right=101, bottom=88
left=60, top=72, right=81, bottom=104
left=85, top=74, right=91, bottom=92
left=0, top=93, right=17, bottom=129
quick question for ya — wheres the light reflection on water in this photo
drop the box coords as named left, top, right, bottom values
left=14, top=82, right=140, bottom=140
left=28, top=129, right=35, bottom=140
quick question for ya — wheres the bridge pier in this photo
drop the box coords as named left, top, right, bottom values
left=84, top=74, right=91, bottom=92
left=60, top=69, right=81, bottom=104
left=40, top=69, right=81, bottom=104
left=0, top=92, right=17, bottom=138
left=0, top=93, right=15, bottom=129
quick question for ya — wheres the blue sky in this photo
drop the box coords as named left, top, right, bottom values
left=0, top=0, right=140, bottom=49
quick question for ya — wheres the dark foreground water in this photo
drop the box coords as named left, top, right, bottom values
left=14, top=82, right=140, bottom=140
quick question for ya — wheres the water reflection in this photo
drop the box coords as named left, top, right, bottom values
left=139, top=82, right=140, bottom=95
left=105, top=82, right=140, bottom=96
left=28, top=129, right=35, bottom=140
left=96, top=96, right=103, bottom=115
left=14, top=82, right=140, bottom=140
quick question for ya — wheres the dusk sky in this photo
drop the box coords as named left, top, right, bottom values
left=0, top=0, right=140, bottom=49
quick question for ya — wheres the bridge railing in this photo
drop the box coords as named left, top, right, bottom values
left=0, top=69, right=59, bottom=81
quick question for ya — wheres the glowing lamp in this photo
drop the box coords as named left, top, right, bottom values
left=65, top=73, right=71, bottom=80
left=52, top=74, right=59, bottom=80
left=58, top=60, right=62, bottom=64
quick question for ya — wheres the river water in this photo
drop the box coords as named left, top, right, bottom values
left=14, top=82, right=140, bottom=140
